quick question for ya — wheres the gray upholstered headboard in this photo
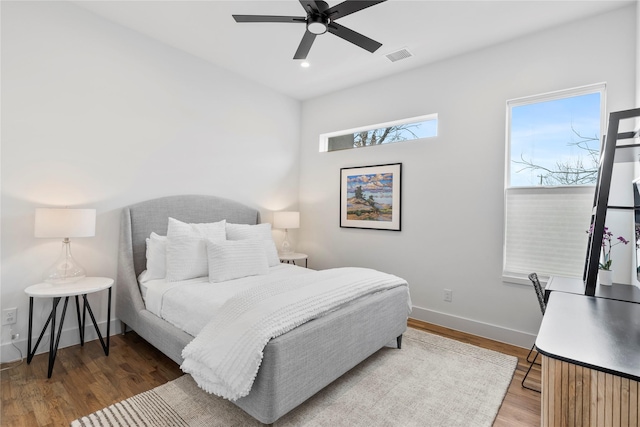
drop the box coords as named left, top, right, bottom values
left=124, top=195, right=260, bottom=278
left=116, top=194, right=260, bottom=362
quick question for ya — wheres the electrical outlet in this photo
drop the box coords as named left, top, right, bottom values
left=2, top=308, right=17, bottom=325
left=443, top=289, right=453, bottom=302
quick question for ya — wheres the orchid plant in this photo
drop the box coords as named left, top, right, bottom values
left=587, top=225, right=629, bottom=271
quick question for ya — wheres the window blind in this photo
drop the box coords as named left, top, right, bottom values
left=503, top=186, right=594, bottom=278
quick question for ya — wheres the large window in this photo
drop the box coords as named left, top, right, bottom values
left=503, top=84, right=605, bottom=282
left=319, top=114, right=437, bottom=152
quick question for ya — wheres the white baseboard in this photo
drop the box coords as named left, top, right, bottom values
left=410, top=305, right=535, bottom=349
left=0, top=319, right=122, bottom=364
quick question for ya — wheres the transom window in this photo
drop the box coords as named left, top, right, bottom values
left=319, top=114, right=438, bottom=152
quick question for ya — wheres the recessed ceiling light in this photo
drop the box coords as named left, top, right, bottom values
left=301, top=62, right=310, bottom=68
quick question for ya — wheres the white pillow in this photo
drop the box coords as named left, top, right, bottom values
left=166, top=217, right=226, bottom=282
left=140, top=232, right=167, bottom=283
left=168, top=217, right=227, bottom=240
left=207, top=239, right=269, bottom=283
left=225, top=223, right=280, bottom=267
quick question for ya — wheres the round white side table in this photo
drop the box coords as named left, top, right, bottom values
left=25, top=277, right=114, bottom=378
left=279, top=252, right=308, bottom=268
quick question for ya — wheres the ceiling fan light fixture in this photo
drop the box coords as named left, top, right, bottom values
left=232, top=0, right=387, bottom=60
left=307, top=15, right=328, bottom=35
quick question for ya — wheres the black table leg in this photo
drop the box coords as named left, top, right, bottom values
left=82, top=294, right=86, bottom=345
left=27, top=297, right=33, bottom=364
left=75, top=295, right=84, bottom=346
left=27, top=297, right=61, bottom=364
left=83, top=293, right=109, bottom=356
left=48, top=297, right=69, bottom=378
left=48, top=298, right=57, bottom=375
left=106, top=287, right=111, bottom=355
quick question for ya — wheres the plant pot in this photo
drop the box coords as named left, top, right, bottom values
left=598, top=269, right=613, bottom=286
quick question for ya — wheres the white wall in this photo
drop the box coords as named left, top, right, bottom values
left=0, top=2, right=300, bottom=361
left=299, top=5, right=637, bottom=347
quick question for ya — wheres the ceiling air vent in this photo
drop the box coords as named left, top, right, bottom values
left=385, top=48, right=413, bottom=63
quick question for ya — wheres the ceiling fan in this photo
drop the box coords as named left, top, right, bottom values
left=232, top=0, right=386, bottom=60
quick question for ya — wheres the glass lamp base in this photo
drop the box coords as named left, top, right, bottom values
left=281, top=230, right=293, bottom=254
left=43, top=241, right=86, bottom=284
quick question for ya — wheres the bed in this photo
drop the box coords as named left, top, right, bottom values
left=116, top=195, right=411, bottom=424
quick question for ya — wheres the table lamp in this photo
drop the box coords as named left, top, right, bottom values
left=35, top=208, right=96, bottom=284
left=273, top=211, right=299, bottom=254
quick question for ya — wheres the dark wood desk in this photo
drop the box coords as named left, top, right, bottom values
left=544, top=275, right=640, bottom=304
left=535, top=292, right=640, bottom=426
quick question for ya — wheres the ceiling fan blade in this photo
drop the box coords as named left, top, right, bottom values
left=325, top=0, right=386, bottom=20
left=233, top=15, right=306, bottom=23
left=294, top=31, right=317, bottom=60
left=299, top=0, right=322, bottom=14
left=327, top=22, right=382, bottom=53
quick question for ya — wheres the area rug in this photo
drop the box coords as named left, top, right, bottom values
left=71, top=328, right=517, bottom=427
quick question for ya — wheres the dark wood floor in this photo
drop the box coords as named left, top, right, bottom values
left=0, top=319, right=541, bottom=426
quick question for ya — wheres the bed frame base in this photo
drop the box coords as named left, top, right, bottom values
left=234, top=285, right=409, bottom=424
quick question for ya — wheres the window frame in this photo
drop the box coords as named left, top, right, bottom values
left=503, top=83, right=606, bottom=285
left=319, top=113, right=438, bottom=153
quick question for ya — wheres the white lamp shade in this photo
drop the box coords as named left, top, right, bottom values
left=273, top=211, right=300, bottom=229
left=35, top=208, right=96, bottom=238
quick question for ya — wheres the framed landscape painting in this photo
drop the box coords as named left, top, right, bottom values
left=340, top=163, right=402, bottom=231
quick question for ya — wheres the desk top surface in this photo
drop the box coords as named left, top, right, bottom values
left=536, top=292, right=640, bottom=381
left=546, top=276, right=640, bottom=303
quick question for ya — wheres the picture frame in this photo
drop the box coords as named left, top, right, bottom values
left=340, top=163, right=402, bottom=231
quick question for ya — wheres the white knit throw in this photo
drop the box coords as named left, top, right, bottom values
left=180, top=267, right=409, bottom=401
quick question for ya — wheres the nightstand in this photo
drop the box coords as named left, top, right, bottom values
left=24, top=277, right=113, bottom=378
left=279, top=252, right=308, bottom=268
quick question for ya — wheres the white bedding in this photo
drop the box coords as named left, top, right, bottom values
left=180, top=267, right=409, bottom=401
left=141, top=264, right=313, bottom=336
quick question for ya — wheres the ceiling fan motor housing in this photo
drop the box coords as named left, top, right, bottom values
left=307, top=13, right=329, bottom=35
